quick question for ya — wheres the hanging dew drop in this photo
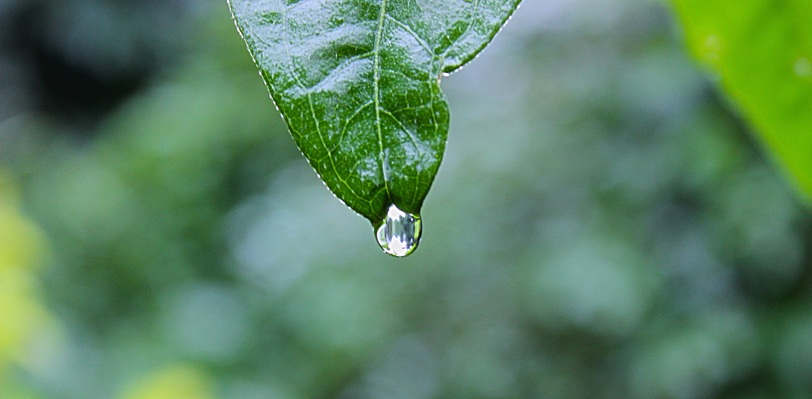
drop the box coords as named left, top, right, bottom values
left=376, top=204, right=422, bottom=257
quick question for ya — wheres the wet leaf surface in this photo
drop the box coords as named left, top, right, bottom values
left=229, top=0, right=521, bottom=223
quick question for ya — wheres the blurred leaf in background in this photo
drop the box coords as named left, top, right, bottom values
left=119, top=365, right=213, bottom=399
left=0, top=171, right=56, bottom=399
left=672, top=0, right=812, bottom=203
left=0, top=0, right=811, bottom=398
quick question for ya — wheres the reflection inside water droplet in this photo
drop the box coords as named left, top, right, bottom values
left=376, top=204, right=421, bottom=257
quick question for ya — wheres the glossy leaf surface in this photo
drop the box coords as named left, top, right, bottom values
left=672, top=0, right=812, bottom=204
left=229, top=0, right=521, bottom=223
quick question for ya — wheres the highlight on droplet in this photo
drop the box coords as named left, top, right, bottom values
left=375, top=203, right=422, bottom=257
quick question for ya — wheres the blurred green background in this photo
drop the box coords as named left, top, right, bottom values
left=1, top=0, right=811, bottom=398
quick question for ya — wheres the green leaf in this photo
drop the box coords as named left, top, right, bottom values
left=671, top=0, right=812, bottom=204
left=228, top=0, right=521, bottom=224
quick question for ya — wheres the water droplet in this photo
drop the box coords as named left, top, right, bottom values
left=376, top=204, right=421, bottom=257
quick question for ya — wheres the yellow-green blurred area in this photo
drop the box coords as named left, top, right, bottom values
left=673, top=0, right=812, bottom=204
left=0, top=0, right=811, bottom=398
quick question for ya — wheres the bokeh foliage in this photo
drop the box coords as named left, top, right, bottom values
left=0, top=0, right=811, bottom=398
left=672, top=0, right=812, bottom=204
left=0, top=172, right=53, bottom=399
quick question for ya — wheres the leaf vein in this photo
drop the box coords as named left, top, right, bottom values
left=374, top=0, right=391, bottom=202
left=283, top=4, right=371, bottom=207
left=385, top=14, right=435, bottom=57
left=338, top=100, right=375, bottom=148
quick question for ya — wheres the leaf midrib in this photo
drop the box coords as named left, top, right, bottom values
left=373, top=0, right=391, bottom=203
